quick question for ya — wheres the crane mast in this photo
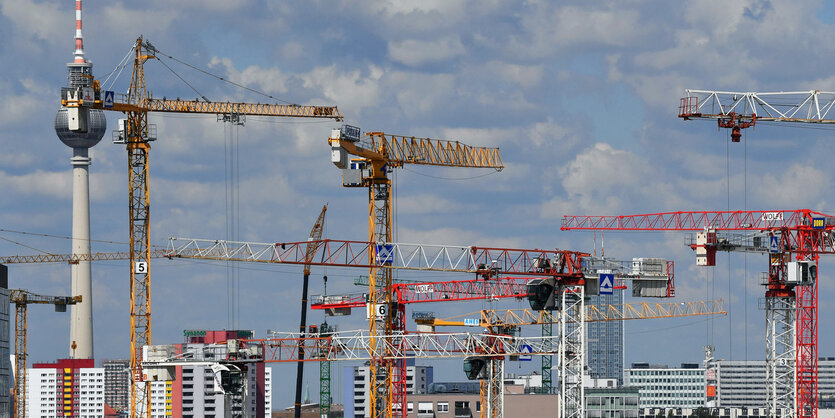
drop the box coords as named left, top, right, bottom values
left=11, top=290, right=80, bottom=418
left=679, top=88, right=835, bottom=418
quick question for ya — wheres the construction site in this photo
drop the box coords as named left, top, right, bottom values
left=2, top=2, right=835, bottom=418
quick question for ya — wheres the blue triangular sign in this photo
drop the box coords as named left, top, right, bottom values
left=769, top=236, right=779, bottom=254
left=599, top=274, right=614, bottom=295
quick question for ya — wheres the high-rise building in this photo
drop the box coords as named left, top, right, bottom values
left=102, top=359, right=130, bottom=413
left=343, top=362, right=433, bottom=418
left=587, top=289, right=625, bottom=384
left=27, top=358, right=105, bottom=416
left=0, top=265, right=10, bottom=417
left=623, top=362, right=706, bottom=409
left=147, top=330, right=272, bottom=418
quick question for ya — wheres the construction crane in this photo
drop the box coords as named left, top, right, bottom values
left=11, top=289, right=81, bottom=418
left=166, top=238, right=590, bottom=415
left=313, top=252, right=675, bottom=418
left=561, top=209, right=835, bottom=418
left=328, top=125, right=504, bottom=418
left=294, top=205, right=327, bottom=418
left=678, top=89, right=835, bottom=418
left=59, top=36, right=343, bottom=416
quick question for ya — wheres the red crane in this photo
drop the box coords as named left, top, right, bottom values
left=562, top=209, right=835, bottom=418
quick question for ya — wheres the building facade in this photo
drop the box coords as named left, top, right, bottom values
left=343, top=363, right=433, bottom=418
left=714, top=358, right=835, bottom=408
left=102, top=359, right=130, bottom=413
left=406, top=392, right=558, bottom=418
left=586, top=385, right=640, bottom=418
left=147, top=330, right=271, bottom=418
left=587, top=289, right=625, bottom=385
left=27, top=358, right=105, bottom=417
left=623, top=363, right=706, bottom=409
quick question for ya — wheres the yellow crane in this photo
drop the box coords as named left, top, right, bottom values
left=11, top=289, right=81, bottom=418
left=59, top=37, right=344, bottom=416
left=328, top=126, right=504, bottom=417
left=413, top=299, right=727, bottom=331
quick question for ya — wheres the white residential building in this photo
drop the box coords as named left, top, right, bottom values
left=26, top=359, right=104, bottom=417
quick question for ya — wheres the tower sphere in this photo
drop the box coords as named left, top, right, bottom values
left=54, top=108, right=106, bottom=149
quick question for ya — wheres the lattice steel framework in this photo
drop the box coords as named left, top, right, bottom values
left=559, top=285, right=585, bottom=418
left=126, top=38, right=154, bottom=418
left=766, top=296, right=796, bottom=418
left=485, top=358, right=504, bottom=418
left=541, top=322, right=553, bottom=394
left=150, top=331, right=559, bottom=363
left=13, top=303, right=25, bottom=418
left=320, top=355, right=331, bottom=418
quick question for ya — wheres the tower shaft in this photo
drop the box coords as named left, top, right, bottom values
left=70, top=148, right=93, bottom=359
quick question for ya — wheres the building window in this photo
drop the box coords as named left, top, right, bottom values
left=438, top=402, right=449, bottom=413
left=418, top=402, right=433, bottom=414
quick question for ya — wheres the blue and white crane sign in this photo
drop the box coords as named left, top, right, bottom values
left=599, top=273, right=614, bottom=295
left=769, top=236, right=780, bottom=254
left=103, top=90, right=115, bottom=108
left=375, top=244, right=395, bottom=264
left=519, top=344, right=533, bottom=361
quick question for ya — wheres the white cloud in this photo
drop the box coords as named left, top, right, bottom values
left=388, top=36, right=466, bottom=66
left=488, top=62, right=545, bottom=89
left=208, top=57, right=289, bottom=96
left=755, top=163, right=830, bottom=209
left=508, top=4, right=648, bottom=58
left=99, top=4, right=176, bottom=40
left=0, top=0, right=65, bottom=45
left=302, top=65, right=384, bottom=114
left=0, top=169, right=70, bottom=199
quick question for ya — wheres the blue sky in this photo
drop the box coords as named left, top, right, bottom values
left=2, top=0, right=835, bottom=410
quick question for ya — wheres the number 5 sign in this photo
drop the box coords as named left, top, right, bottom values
left=134, top=261, right=148, bottom=274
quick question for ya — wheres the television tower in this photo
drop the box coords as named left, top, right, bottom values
left=53, top=0, right=105, bottom=359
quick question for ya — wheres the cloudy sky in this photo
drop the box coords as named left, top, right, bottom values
left=3, top=0, right=835, bottom=409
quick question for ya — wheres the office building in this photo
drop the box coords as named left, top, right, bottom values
left=587, top=289, right=625, bottom=385
left=623, top=362, right=706, bottom=409
left=714, top=357, right=835, bottom=408
left=343, top=362, right=433, bottom=417
left=27, top=358, right=105, bottom=416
